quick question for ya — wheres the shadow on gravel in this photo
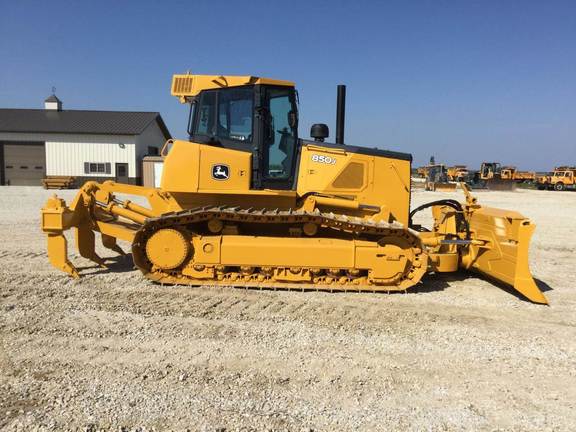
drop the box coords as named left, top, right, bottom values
left=414, top=271, right=472, bottom=294
left=482, top=277, right=554, bottom=304
left=414, top=271, right=554, bottom=304
left=535, top=279, right=554, bottom=293
left=77, top=254, right=136, bottom=274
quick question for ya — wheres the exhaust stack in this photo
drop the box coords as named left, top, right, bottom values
left=336, top=84, right=346, bottom=144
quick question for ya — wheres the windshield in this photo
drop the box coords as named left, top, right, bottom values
left=193, top=88, right=253, bottom=144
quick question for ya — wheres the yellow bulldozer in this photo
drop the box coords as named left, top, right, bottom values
left=423, top=164, right=457, bottom=192
left=40, top=74, right=547, bottom=304
left=477, top=162, right=516, bottom=191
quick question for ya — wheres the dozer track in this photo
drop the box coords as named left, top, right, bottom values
left=131, top=206, right=429, bottom=292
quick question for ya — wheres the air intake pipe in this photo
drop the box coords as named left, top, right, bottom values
left=336, top=84, right=346, bottom=144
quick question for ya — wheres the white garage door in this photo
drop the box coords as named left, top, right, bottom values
left=3, top=143, right=46, bottom=186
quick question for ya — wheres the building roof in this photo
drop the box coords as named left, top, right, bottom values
left=0, top=109, right=171, bottom=138
left=44, top=95, right=61, bottom=103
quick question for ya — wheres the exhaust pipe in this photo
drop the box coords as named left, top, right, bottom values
left=336, top=84, right=346, bottom=144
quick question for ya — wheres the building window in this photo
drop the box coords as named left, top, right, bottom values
left=148, top=146, right=159, bottom=156
left=84, top=162, right=111, bottom=175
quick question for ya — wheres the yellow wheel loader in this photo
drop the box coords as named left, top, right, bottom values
left=41, top=74, right=547, bottom=304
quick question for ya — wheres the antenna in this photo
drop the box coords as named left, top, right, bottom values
left=51, top=86, right=56, bottom=95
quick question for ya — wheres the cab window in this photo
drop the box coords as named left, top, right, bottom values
left=193, top=88, right=253, bottom=144
left=218, top=89, right=253, bottom=142
left=196, top=91, right=216, bottom=136
left=265, top=88, right=297, bottom=179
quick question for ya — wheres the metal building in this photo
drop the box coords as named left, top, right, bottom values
left=0, top=95, right=171, bottom=186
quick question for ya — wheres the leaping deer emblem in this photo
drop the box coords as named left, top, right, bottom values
left=212, top=164, right=230, bottom=180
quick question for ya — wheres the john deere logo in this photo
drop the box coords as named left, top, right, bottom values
left=212, top=164, right=230, bottom=180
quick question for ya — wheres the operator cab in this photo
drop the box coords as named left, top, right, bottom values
left=171, top=74, right=410, bottom=195
left=186, top=83, right=299, bottom=190
left=481, top=162, right=501, bottom=177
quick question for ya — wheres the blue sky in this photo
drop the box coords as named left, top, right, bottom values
left=1, top=0, right=575, bottom=170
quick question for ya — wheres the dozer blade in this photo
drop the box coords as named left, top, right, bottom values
left=433, top=182, right=457, bottom=192
left=485, top=178, right=516, bottom=191
left=463, top=207, right=548, bottom=304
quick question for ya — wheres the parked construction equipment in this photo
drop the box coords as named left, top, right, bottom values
left=416, top=157, right=437, bottom=179
left=40, top=74, right=547, bottom=304
left=416, top=166, right=428, bottom=178
left=479, top=162, right=501, bottom=180
left=424, top=164, right=457, bottom=191
left=415, top=159, right=457, bottom=191
left=476, top=162, right=516, bottom=191
left=500, top=167, right=536, bottom=183
left=538, top=166, right=576, bottom=191
left=42, top=176, right=77, bottom=189
left=446, top=165, right=469, bottom=182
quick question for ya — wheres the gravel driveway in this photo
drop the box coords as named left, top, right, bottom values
left=1, top=186, right=575, bottom=431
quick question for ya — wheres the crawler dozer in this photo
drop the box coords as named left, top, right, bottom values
left=476, top=162, right=516, bottom=191
left=423, top=164, right=457, bottom=192
left=41, top=74, right=547, bottom=304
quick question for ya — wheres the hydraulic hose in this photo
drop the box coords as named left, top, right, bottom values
left=409, top=199, right=470, bottom=239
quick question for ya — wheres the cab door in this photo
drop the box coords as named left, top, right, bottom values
left=260, top=87, right=298, bottom=190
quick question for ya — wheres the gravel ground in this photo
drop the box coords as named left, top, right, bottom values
left=0, top=186, right=575, bottom=431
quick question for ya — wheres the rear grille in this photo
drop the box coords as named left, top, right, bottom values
left=172, top=76, right=194, bottom=95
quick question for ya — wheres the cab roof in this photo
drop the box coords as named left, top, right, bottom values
left=171, top=74, right=295, bottom=102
